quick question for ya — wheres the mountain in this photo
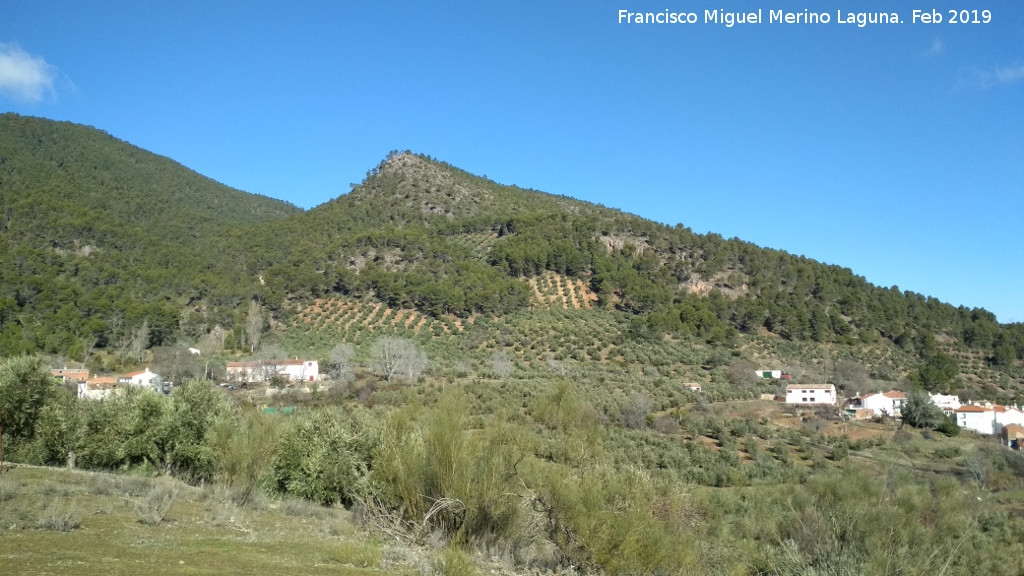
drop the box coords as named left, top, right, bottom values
left=0, top=114, right=301, bottom=357
left=0, top=116, right=1021, bottom=400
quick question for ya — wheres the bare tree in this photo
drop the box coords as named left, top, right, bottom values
left=727, top=359, right=761, bottom=390
left=129, top=319, right=150, bottom=363
left=546, top=354, right=572, bottom=377
left=245, top=301, right=264, bottom=353
left=327, top=343, right=356, bottom=383
left=196, top=325, right=226, bottom=380
left=371, top=337, right=426, bottom=384
left=254, top=344, right=287, bottom=383
left=831, top=359, right=867, bottom=393
left=621, top=391, right=654, bottom=430
left=490, top=351, right=512, bottom=378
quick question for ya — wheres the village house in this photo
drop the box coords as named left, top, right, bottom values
left=52, top=367, right=89, bottom=384
left=683, top=382, right=702, bottom=392
left=226, top=359, right=320, bottom=383
left=784, top=384, right=836, bottom=406
left=118, top=367, right=161, bottom=389
left=1002, top=424, right=1024, bottom=450
left=929, top=393, right=962, bottom=416
left=956, top=404, right=1024, bottom=435
left=77, top=376, right=119, bottom=400
left=956, top=405, right=995, bottom=434
left=845, top=391, right=906, bottom=418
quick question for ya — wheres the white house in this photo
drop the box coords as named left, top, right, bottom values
left=756, top=370, right=783, bottom=379
left=956, top=404, right=1024, bottom=435
left=785, top=384, right=836, bottom=406
left=684, top=382, right=702, bottom=392
left=929, top=393, right=961, bottom=416
left=119, top=367, right=160, bottom=389
left=995, top=406, right=1024, bottom=433
left=226, top=359, right=320, bottom=383
left=846, top=391, right=906, bottom=418
left=77, top=376, right=119, bottom=400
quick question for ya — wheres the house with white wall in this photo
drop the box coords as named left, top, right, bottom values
left=846, top=391, right=906, bottom=418
left=995, top=406, right=1024, bottom=433
left=226, top=359, right=320, bottom=383
left=929, top=393, right=961, bottom=416
left=956, top=404, right=1024, bottom=435
left=77, top=376, right=119, bottom=400
left=119, top=367, right=160, bottom=389
left=785, top=384, right=836, bottom=406
left=956, top=405, right=995, bottom=434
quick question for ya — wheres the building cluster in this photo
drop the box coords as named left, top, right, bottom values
left=53, top=358, right=321, bottom=400
left=773, top=377, right=1024, bottom=449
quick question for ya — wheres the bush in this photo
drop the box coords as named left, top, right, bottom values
left=207, top=409, right=280, bottom=505
left=271, top=407, right=376, bottom=506
left=39, top=498, right=81, bottom=532
left=135, top=481, right=178, bottom=525
left=936, top=416, right=960, bottom=437
left=370, top=391, right=529, bottom=546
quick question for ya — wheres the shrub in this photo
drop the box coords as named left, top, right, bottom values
left=39, top=498, right=81, bottom=532
left=370, top=391, right=529, bottom=546
left=207, top=409, right=280, bottom=505
left=271, top=407, right=376, bottom=506
left=135, top=481, right=178, bottom=525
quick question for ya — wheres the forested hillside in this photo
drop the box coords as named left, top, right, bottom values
left=0, top=114, right=300, bottom=357
left=0, top=116, right=1021, bottom=400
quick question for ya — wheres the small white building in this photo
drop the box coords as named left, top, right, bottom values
left=785, top=384, right=836, bottom=406
left=119, top=367, right=160, bottom=389
left=683, top=382, right=702, bottom=392
left=929, top=393, right=961, bottom=416
left=226, top=359, right=320, bottom=383
left=957, top=405, right=996, bottom=435
left=846, top=391, right=906, bottom=418
left=756, top=370, right=783, bottom=379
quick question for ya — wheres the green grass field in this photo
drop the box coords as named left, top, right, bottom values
left=0, top=467, right=411, bottom=576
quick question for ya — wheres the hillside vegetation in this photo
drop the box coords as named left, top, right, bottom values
left=2, top=116, right=1024, bottom=575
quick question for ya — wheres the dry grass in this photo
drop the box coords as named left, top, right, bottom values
left=0, top=467, right=417, bottom=576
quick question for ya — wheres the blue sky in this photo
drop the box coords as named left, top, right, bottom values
left=2, top=1, right=1022, bottom=322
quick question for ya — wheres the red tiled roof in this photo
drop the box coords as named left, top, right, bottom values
left=882, top=391, right=907, bottom=399
left=227, top=359, right=313, bottom=368
left=957, top=406, right=990, bottom=413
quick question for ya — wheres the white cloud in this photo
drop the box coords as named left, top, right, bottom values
left=993, top=65, right=1024, bottom=85
left=924, top=38, right=944, bottom=57
left=0, top=43, right=56, bottom=102
left=961, top=64, right=1024, bottom=90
